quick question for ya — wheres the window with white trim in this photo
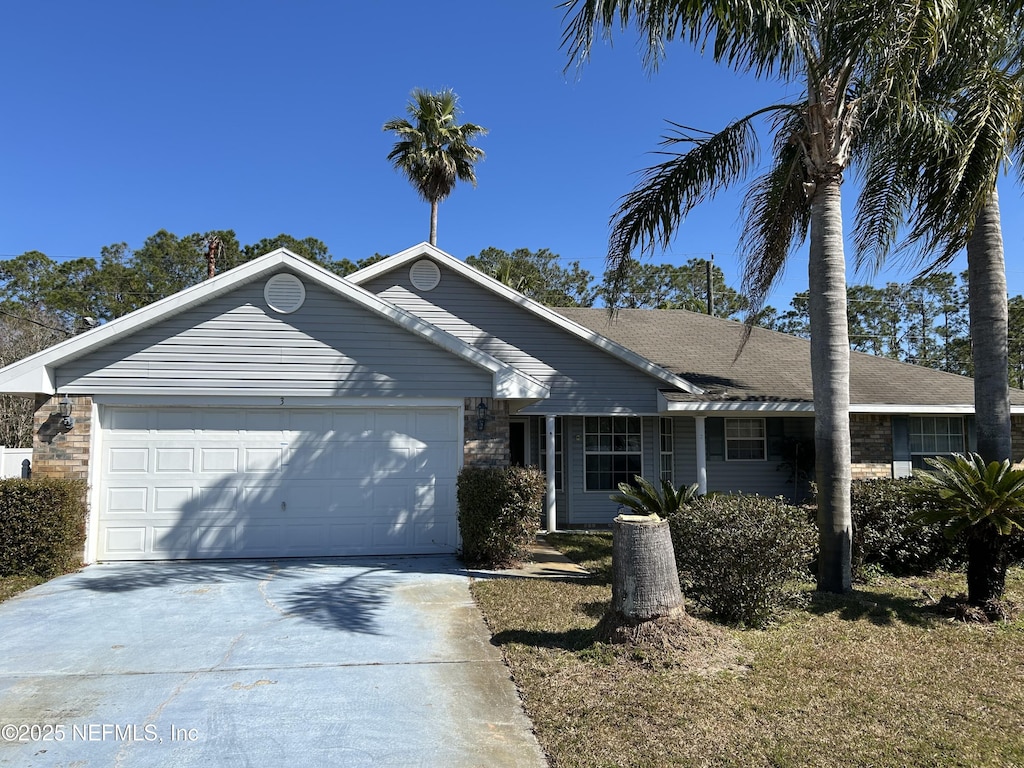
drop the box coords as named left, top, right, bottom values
left=584, top=416, right=642, bottom=491
left=537, top=417, right=563, bottom=491
left=660, top=417, right=674, bottom=483
left=725, top=418, right=767, bottom=461
left=910, top=416, right=964, bottom=469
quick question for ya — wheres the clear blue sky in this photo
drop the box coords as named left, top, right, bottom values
left=2, top=1, right=1021, bottom=311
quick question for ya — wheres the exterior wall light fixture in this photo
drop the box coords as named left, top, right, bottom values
left=476, top=400, right=489, bottom=432
left=59, top=395, right=75, bottom=430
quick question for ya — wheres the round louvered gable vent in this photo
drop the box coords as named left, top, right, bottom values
left=409, top=259, right=441, bottom=291
left=264, top=273, right=306, bottom=314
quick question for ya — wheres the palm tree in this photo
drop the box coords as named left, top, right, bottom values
left=562, top=0, right=955, bottom=592
left=856, top=1, right=1023, bottom=467
left=383, top=88, right=487, bottom=246
left=854, top=1, right=1024, bottom=602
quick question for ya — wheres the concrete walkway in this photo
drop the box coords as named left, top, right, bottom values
left=471, top=536, right=591, bottom=579
left=0, top=556, right=548, bottom=767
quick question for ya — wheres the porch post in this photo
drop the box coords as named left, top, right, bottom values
left=694, top=415, right=708, bottom=495
left=545, top=415, right=557, bottom=532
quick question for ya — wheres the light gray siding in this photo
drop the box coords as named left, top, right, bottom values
left=704, top=416, right=813, bottom=502
left=362, top=264, right=668, bottom=413
left=58, top=277, right=493, bottom=397
left=545, top=415, right=811, bottom=526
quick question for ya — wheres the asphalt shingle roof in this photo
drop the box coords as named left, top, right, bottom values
left=554, top=307, right=1024, bottom=408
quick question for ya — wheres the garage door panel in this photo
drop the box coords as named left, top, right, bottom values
left=330, top=487, right=373, bottom=510
left=153, top=525, right=191, bottom=554
left=195, top=525, right=235, bottom=553
left=244, top=410, right=285, bottom=431
left=199, top=409, right=242, bottom=432
left=108, top=448, right=149, bottom=473
left=332, top=448, right=374, bottom=478
left=107, top=487, right=147, bottom=514
left=288, top=410, right=332, bottom=432
left=373, top=445, right=416, bottom=475
left=200, top=448, right=238, bottom=473
left=326, top=523, right=371, bottom=554
left=237, top=524, right=283, bottom=555
left=107, top=409, right=150, bottom=431
left=199, top=486, right=238, bottom=511
left=244, top=447, right=283, bottom=473
left=155, top=448, right=193, bottom=473
left=98, top=406, right=461, bottom=560
left=105, top=527, right=148, bottom=555
left=413, top=520, right=455, bottom=547
left=372, top=521, right=412, bottom=548
left=415, top=411, right=458, bottom=440
left=370, top=483, right=412, bottom=513
left=156, top=409, right=197, bottom=433
left=155, top=486, right=192, bottom=512
left=242, top=485, right=282, bottom=513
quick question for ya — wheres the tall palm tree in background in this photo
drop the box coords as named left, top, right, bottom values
left=856, top=0, right=1024, bottom=604
left=562, top=0, right=956, bottom=592
left=383, top=88, right=487, bottom=246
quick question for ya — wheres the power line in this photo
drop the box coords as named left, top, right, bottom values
left=0, top=308, right=72, bottom=335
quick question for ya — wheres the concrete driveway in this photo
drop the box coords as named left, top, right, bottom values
left=0, top=557, right=547, bottom=767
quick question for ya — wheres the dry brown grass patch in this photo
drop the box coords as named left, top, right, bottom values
left=594, top=609, right=750, bottom=675
left=474, top=535, right=1024, bottom=768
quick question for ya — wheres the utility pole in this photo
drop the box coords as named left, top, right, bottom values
left=705, top=255, right=714, bottom=316
left=206, top=236, right=222, bottom=280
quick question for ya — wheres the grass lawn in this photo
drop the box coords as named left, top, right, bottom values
left=0, top=574, right=47, bottom=603
left=472, top=532, right=1024, bottom=768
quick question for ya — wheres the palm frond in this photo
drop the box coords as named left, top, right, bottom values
left=738, top=108, right=809, bottom=318
left=604, top=114, right=766, bottom=303
left=610, top=474, right=699, bottom=516
left=560, top=0, right=810, bottom=78
left=911, top=453, right=1024, bottom=538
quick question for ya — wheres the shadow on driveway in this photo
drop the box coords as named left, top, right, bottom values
left=60, top=555, right=466, bottom=635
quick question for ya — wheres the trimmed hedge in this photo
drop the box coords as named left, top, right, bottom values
left=850, top=477, right=1024, bottom=578
left=0, top=478, right=88, bottom=578
left=456, top=466, right=545, bottom=568
left=850, top=478, right=961, bottom=577
left=669, top=494, right=816, bottom=627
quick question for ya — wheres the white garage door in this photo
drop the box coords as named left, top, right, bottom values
left=96, top=406, right=461, bottom=560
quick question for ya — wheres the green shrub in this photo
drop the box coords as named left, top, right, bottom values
left=850, top=478, right=963, bottom=577
left=669, top=494, right=815, bottom=627
left=457, top=466, right=545, bottom=568
left=0, top=478, right=88, bottom=578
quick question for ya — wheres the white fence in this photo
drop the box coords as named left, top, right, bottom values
left=0, top=446, right=31, bottom=478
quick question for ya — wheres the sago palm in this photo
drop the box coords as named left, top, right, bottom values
left=383, top=88, right=487, bottom=246
left=611, top=475, right=700, bottom=517
left=561, top=0, right=956, bottom=592
left=910, top=453, right=1024, bottom=604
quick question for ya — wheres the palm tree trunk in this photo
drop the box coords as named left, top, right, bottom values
left=965, top=187, right=1011, bottom=606
left=965, top=524, right=1008, bottom=607
left=808, top=177, right=852, bottom=593
left=967, top=187, right=1011, bottom=464
left=609, top=515, right=684, bottom=621
left=429, top=201, right=439, bottom=246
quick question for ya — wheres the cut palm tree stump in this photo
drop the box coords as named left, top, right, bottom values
left=598, top=513, right=686, bottom=645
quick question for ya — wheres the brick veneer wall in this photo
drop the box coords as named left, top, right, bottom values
left=463, top=397, right=510, bottom=468
left=32, top=394, right=92, bottom=481
left=850, top=413, right=893, bottom=480
left=1012, top=415, right=1024, bottom=463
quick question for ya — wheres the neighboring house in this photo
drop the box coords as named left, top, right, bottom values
left=0, top=242, right=1021, bottom=563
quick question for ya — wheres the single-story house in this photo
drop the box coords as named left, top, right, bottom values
left=1, top=242, right=1022, bottom=563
